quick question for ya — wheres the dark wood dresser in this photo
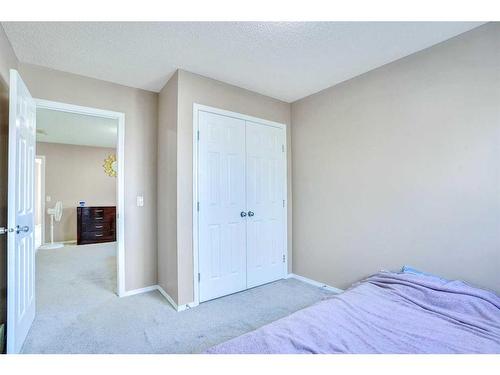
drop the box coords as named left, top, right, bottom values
left=77, top=206, right=116, bottom=245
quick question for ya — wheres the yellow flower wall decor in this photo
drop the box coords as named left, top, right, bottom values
left=103, top=154, right=118, bottom=177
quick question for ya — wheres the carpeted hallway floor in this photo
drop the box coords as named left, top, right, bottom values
left=22, top=243, right=335, bottom=353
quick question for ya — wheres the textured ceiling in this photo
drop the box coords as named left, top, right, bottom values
left=3, top=22, right=484, bottom=102
left=37, top=108, right=117, bottom=148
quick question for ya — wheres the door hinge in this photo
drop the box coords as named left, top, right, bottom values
left=282, top=254, right=286, bottom=263
left=282, top=144, right=285, bottom=152
left=198, top=273, right=201, bottom=282
left=197, top=202, right=200, bottom=212
left=282, top=199, right=285, bottom=208
left=197, top=130, right=200, bottom=141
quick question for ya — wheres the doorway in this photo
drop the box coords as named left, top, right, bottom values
left=34, top=99, right=126, bottom=297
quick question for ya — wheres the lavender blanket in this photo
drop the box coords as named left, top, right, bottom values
left=206, top=272, right=500, bottom=353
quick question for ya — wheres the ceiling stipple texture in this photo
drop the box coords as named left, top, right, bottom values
left=3, top=22, right=484, bottom=102
left=37, top=108, right=117, bottom=148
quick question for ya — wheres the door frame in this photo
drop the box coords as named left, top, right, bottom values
left=192, top=103, right=288, bottom=306
left=34, top=99, right=126, bottom=297
left=34, top=155, right=46, bottom=249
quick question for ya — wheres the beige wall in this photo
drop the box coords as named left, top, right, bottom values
left=174, top=70, right=292, bottom=305
left=157, top=71, right=179, bottom=301
left=36, top=142, right=117, bottom=242
left=158, top=70, right=292, bottom=305
left=291, top=23, right=500, bottom=293
left=19, top=64, right=159, bottom=291
left=0, top=26, right=17, bottom=85
left=0, top=25, right=18, bottom=337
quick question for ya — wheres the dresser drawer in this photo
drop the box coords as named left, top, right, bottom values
left=79, top=231, right=116, bottom=243
left=80, top=207, right=109, bottom=216
left=80, top=207, right=116, bottom=223
left=82, top=222, right=113, bottom=233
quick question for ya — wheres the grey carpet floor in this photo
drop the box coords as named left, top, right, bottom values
left=22, top=243, right=334, bottom=354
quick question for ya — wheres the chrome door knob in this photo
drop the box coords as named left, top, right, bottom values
left=247, top=211, right=255, bottom=217
left=240, top=211, right=247, bottom=217
left=1, top=227, right=15, bottom=235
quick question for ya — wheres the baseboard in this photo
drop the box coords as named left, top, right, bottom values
left=155, top=286, right=184, bottom=312
left=120, top=278, right=335, bottom=312
left=40, top=240, right=76, bottom=245
left=120, top=284, right=193, bottom=312
left=119, top=285, right=158, bottom=297
left=287, top=273, right=343, bottom=294
left=155, top=286, right=200, bottom=311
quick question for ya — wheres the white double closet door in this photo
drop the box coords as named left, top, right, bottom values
left=198, top=110, right=286, bottom=303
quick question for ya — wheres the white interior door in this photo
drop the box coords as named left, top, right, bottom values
left=198, top=111, right=247, bottom=302
left=245, top=121, right=286, bottom=288
left=7, top=69, right=36, bottom=353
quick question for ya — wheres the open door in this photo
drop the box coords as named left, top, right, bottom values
left=7, top=69, right=36, bottom=353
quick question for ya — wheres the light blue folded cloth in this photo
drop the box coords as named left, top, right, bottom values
left=401, top=265, right=450, bottom=283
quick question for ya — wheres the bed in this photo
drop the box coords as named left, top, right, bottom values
left=206, top=270, right=500, bottom=354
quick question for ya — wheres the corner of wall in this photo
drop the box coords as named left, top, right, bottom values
left=0, top=24, right=19, bottom=86
left=157, top=70, right=180, bottom=303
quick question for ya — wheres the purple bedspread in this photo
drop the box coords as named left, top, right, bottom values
left=206, top=272, right=500, bottom=353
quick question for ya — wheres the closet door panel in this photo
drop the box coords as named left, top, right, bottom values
left=246, top=121, right=285, bottom=288
left=198, top=111, right=247, bottom=302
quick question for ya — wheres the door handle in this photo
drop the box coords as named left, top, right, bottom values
left=240, top=211, right=247, bottom=217
left=247, top=211, right=255, bottom=217
left=16, top=225, right=29, bottom=234
left=1, top=227, right=17, bottom=235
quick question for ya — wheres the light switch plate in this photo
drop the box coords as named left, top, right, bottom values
left=46, top=196, right=51, bottom=202
left=136, top=196, right=144, bottom=207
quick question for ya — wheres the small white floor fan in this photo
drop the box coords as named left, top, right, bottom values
left=39, top=201, right=64, bottom=249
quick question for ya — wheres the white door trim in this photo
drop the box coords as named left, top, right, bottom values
left=192, top=103, right=288, bottom=306
left=34, top=98, right=126, bottom=297
left=35, top=155, right=46, bottom=249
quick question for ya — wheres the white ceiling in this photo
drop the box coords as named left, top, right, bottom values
left=37, top=108, right=117, bottom=148
left=3, top=22, right=484, bottom=102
